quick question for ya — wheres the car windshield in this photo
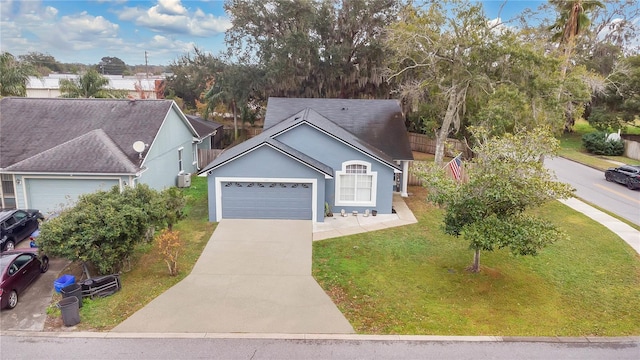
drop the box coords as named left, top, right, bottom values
left=0, top=254, right=19, bottom=273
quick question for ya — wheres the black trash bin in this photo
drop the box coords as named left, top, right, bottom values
left=57, top=297, right=80, bottom=327
left=61, top=283, right=83, bottom=308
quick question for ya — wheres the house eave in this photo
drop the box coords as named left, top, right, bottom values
left=202, top=142, right=333, bottom=178
left=0, top=170, right=138, bottom=176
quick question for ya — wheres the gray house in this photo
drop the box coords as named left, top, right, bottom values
left=0, top=97, right=201, bottom=215
left=199, top=98, right=413, bottom=223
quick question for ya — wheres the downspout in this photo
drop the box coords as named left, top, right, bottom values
left=401, top=160, right=410, bottom=197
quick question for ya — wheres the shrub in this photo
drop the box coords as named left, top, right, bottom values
left=582, top=131, right=624, bottom=156
left=38, top=184, right=185, bottom=275
left=156, top=229, right=181, bottom=276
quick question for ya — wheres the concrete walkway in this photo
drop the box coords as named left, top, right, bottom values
left=113, top=219, right=354, bottom=334
left=560, top=197, right=640, bottom=255
left=313, top=194, right=418, bottom=240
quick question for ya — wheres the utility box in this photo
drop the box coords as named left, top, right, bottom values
left=177, top=173, right=191, bottom=188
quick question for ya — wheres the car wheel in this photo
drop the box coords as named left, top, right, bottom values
left=4, top=240, right=15, bottom=251
left=627, top=179, right=636, bottom=190
left=7, top=290, right=18, bottom=309
left=605, top=173, right=613, bottom=182
left=40, top=257, right=49, bottom=273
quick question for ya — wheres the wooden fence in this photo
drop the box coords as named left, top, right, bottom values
left=407, top=133, right=467, bottom=186
left=198, top=149, right=225, bottom=168
left=407, top=132, right=466, bottom=156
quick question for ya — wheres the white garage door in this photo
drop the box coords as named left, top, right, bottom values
left=221, top=181, right=313, bottom=220
left=25, top=178, right=119, bottom=215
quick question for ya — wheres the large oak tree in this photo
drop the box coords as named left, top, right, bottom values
left=224, top=0, right=397, bottom=99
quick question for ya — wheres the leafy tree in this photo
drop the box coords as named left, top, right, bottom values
left=603, top=54, right=640, bottom=123
left=419, top=128, right=574, bottom=272
left=547, top=0, right=608, bottom=131
left=59, top=69, right=126, bottom=98
left=156, top=229, right=181, bottom=276
left=97, top=56, right=127, bottom=75
left=38, top=185, right=186, bottom=275
left=224, top=0, right=397, bottom=98
left=165, top=47, right=225, bottom=110
left=385, top=1, right=498, bottom=165
left=204, top=63, right=264, bottom=139
left=0, top=52, right=39, bottom=97
left=18, top=52, right=62, bottom=75
left=385, top=0, right=570, bottom=165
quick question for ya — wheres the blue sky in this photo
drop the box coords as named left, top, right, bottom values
left=0, top=0, right=547, bottom=66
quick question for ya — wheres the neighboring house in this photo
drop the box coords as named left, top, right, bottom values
left=199, top=97, right=413, bottom=223
left=26, top=74, right=166, bottom=99
left=0, top=98, right=202, bottom=215
left=185, top=115, right=224, bottom=150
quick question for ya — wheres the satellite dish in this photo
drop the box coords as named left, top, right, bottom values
left=133, top=141, right=146, bottom=153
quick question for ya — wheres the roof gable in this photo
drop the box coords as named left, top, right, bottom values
left=199, top=107, right=400, bottom=175
left=264, top=98, right=413, bottom=160
left=0, top=98, right=190, bottom=171
left=4, top=129, right=139, bottom=174
left=185, top=115, right=223, bottom=139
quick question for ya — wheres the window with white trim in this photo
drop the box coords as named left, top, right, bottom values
left=335, top=161, right=377, bottom=206
left=178, top=148, right=184, bottom=173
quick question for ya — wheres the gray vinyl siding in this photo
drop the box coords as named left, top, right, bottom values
left=207, top=145, right=326, bottom=222
left=138, top=109, right=197, bottom=190
left=21, top=177, right=121, bottom=216
left=197, top=137, right=212, bottom=150
left=273, top=123, right=395, bottom=215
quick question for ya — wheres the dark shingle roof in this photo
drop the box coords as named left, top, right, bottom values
left=185, top=115, right=223, bottom=140
left=264, top=98, right=413, bottom=161
left=199, top=107, right=400, bottom=175
left=0, top=98, right=180, bottom=173
left=4, top=129, right=139, bottom=173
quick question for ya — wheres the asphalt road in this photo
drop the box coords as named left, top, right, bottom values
left=545, top=157, right=640, bottom=226
left=1, top=335, right=638, bottom=360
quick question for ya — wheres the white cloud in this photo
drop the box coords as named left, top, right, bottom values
left=0, top=0, right=229, bottom=65
left=60, top=12, right=119, bottom=39
left=156, top=0, right=187, bottom=16
left=117, top=0, right=231, bottom=36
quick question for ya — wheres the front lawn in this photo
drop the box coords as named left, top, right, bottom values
left=312, top=185, right=640, bottom=336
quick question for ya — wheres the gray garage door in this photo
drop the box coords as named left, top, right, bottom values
left=25, top=178, right=119, bottom=215
left=221, top=181, right=312, bottom=220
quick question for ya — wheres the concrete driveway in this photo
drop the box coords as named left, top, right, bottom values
left=113, top=219, right=354, bottom=334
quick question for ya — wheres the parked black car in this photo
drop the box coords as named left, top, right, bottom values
left=605, top=165, right=640, bottom=190
left=0, top=209, right=44, bottom=251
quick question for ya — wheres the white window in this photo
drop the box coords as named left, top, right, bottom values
left=178, top=148, right=184, bottom=173
left=335, top=161, right=377, bottom=206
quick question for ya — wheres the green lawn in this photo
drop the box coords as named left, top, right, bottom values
left=312, top=186, right=640, bottom=336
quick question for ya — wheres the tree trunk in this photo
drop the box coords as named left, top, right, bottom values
left=232, top=101, right=238, bottom=140
left=434, top=85, right=459, bottom=166
left=468, top=249, right=480, bottom=273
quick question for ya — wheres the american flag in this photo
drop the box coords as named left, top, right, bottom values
left=448, top=154, right=463, bottom=181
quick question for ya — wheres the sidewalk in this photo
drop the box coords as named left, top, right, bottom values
left=559, top=197, right=640, bottom=255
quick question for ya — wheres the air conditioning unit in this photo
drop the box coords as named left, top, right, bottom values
left=177, top=173, right=191, bottom=188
